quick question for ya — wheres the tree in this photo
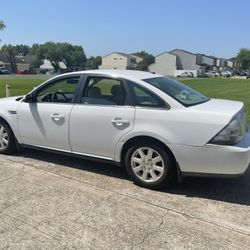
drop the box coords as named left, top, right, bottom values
left=87, top=56, right=102, bottom=69
left=36, top=42, right=86, bottom=72
left=0, top=20, right=6, bottom=42
left=16, top=44, right=30, bottom=56
left=36, top=42, right=63, bottom=72
left=133, top=51, right=155, bottom=71
left=1, top=44, right=33, bottom=72
left=236, top=48, right=250, bottom=70
left=30, top=57, right=43, bottom=69
left=0, top=20, right=5, bottom=31
left=1, top=44, right=18, bottom=72
left=60, top=43, right=86, bottom=71
left=30, top=44, right=40, bottom=54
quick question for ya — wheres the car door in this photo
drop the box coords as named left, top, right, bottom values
left=17, top=75, right=81, bottom=151
left=69, top=75, right=135, bottom=160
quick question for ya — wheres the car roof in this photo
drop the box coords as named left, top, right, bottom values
left=57, top=69, right=162, bottom=81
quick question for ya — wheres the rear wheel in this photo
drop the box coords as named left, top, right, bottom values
left=0, top=121, right=17, bottom=154
left=125, top=142, right=175, bottom=189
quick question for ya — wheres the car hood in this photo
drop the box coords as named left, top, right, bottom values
left=0, top=96, right=23, bottom=103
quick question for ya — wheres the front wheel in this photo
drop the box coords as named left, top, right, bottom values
left=125, top=143, right=175, bottom=189
left=0, top=121, right=17, bottom=154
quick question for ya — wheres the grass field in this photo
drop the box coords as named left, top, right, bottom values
left=1, top=75, right=250, bottom=120
left=183, top=77, right=250, bottom=120
left=0, top=75, right=48, bottom=98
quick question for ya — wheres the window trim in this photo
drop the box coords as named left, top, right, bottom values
left=125, top=80, right=170, bottom=109
left=28, top=74, right=83, bottom=104
left=79, top=75, right=130, bottom=106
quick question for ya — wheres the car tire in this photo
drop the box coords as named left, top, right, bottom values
left=0, top=120, right=17, bottom=155
left=124, top=142, right=175, bottom=189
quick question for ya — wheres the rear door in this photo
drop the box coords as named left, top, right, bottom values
left=69, top=75, right=135, bottom=160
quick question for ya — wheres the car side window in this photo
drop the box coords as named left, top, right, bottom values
left=81, top=77, right=126, bottom=105
left=130, top=83, right=166, bottom=108
left=36, top=77, right=80, bottom=103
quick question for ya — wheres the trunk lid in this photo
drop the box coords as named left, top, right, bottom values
left=189, top=98, right=244, bottom=117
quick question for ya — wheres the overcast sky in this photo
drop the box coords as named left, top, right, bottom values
left=1, top=0, right=249, bottom=58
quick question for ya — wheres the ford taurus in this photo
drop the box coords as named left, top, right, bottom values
left=0, top=70, right=249, bottom=189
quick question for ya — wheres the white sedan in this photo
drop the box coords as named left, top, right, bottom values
left=0, top=70, right=249, bottom=189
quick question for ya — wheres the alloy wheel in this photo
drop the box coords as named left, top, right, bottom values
left=131, top=147, right=165, bottom=183
left=0, top=124, right=9, bottom=150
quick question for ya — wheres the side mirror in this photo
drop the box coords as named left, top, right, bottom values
left=23, top=93, right=36, bottom=103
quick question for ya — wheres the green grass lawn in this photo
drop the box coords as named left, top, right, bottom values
left=182, top=77, right=250, bottom=120
left=0, top=77, right=46, bottom=97
left=1, top=75, right=250, bottom=120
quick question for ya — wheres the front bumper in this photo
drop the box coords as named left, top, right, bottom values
left=171, top=132, right=250, bottom=176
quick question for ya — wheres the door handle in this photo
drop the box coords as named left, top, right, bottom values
left=50, top=113, right=64, bottom=121
left=111, top=118, right=130, bottom=127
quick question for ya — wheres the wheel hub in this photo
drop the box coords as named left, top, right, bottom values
left=142, top=158, right=153, bottom=170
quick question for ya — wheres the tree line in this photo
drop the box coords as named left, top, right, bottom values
left=0, top=42, right=89, bottom=73
left=2, top=19, right=249, bottom=72
left=0, top=20, right=155, bottom=73
left=237, top=49, right=250, bottom=70
left=0, top=41, right=155, bottom=73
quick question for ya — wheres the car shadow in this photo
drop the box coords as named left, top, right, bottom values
left=18, top=149, right=128, bottom=180
left=165, top=173, right=250, bottom=206
left=18, top=149, right=250, bottom=206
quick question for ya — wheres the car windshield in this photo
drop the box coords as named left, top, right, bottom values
left=143, top=77, right=209, bottom=107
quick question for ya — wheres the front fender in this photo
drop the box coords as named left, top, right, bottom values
left=0, top=98, right=22, bottom=143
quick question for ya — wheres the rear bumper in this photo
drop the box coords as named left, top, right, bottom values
left=171, top=132, right=250, bottom=176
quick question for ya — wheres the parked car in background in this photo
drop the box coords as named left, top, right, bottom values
left=240, top=71, right=250, bottom=77
left=0, top=67, right=10, bottom=74
left=177, top=71, right=194, bottom=78
left=221, top=70, right=233, bottom=77
left=0, top=70, right=249, bottom=189
left=233, top=70, right=241, bottom=76
left=205, top=71, right=220, bottom=77
left=17, top=69, right=34, bottom=75
left=45, top=70, right=59, bottom=75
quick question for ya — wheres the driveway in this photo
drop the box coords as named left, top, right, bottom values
left=0, top=150, right=249, bottom=249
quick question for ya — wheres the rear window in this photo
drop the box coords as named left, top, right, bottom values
left=143, top=77, right=209, bottom=106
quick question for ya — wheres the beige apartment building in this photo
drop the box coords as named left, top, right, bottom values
left=99, top=52, right=143, bottom=70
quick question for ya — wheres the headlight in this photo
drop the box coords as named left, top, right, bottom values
left=210, top=109, right=247, bottom=145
